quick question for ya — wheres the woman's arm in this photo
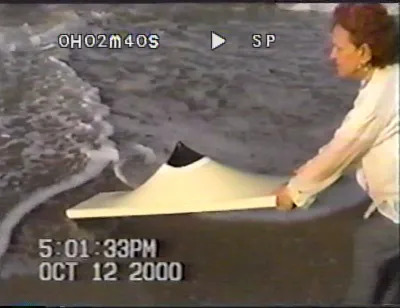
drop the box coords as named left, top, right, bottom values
left=286, top=97, right=385, bottom=208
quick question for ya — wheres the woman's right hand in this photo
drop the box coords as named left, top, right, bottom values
left=274, top=185, right=296, bottom=211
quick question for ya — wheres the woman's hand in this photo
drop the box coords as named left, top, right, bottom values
left=272, top=185, right=296, bottom=211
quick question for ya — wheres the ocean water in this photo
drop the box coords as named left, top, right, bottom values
left=0, top=3, right=398, bottom=279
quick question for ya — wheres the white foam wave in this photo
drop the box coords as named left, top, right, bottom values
left=113, top=142, right=158, bottom=188
left=0, top=50, right=119, bottom=266
left=0, top=142, right=118, bottom=263
left=132, top=144, right=157, bottom=164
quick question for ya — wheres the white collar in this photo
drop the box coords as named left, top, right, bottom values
left=360, top=79, right=368, bottom=89
left=360, top=69, right=376, bottom=90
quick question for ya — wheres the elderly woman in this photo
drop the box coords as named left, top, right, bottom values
left=274, top=3, right=399, bottom=305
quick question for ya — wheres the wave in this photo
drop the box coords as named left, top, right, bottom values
left=0, top=8, right=120, bottom=266
left=0, top=142, right=118, bottom=263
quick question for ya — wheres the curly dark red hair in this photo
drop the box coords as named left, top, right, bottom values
left=332, top=4, right=399, bottom=68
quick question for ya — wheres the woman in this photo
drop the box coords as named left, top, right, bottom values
left=273, top=4, right=399, bottom=304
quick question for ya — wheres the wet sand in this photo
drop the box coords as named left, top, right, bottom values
left=0, top=166, right=368, bottom=306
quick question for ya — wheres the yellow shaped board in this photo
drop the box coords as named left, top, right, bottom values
left=66, top=142, right=287, bottom=219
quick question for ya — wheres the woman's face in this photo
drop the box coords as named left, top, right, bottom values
left=329, top=24, right=372, bottom=79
